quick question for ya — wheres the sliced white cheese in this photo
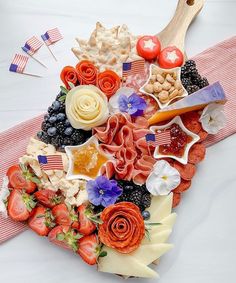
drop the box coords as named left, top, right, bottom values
left=142, top=229, right=172, bottom=245
left=132, top=243, right=173, bottom=265
left=98, top=246, right=159, bottom=278
left=161, top=212, right=177, bottom=227
left=147, top=193, right=173, bottom=223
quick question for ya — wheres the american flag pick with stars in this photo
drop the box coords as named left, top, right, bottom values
left=122, top=59, right=145, bottom=78
left=22, top=36, right=43, bottom=56
left=41, top=28, right=63, bottom=46
left=145, top=130, right=172, bottom=147
left=37, top=155, right=64, bottom=171
left=9, top=54, right=29, bottom=74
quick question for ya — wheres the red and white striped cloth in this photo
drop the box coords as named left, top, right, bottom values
left=1, top=36, right=236, bottom=244
left=192, top=37, right=236, bottom=147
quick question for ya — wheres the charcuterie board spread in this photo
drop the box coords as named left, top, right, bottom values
left=0, top=1, right=228, bottom=279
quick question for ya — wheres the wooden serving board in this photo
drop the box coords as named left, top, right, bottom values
left=156, top=0, right=205, bottom=54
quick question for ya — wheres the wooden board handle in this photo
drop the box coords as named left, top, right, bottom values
left=156, top=0, right=205, bottom=52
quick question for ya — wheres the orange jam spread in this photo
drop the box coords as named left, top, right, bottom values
left=72, top=143, right=108, bottom=178
left=158, top=123, right=193, bottom=158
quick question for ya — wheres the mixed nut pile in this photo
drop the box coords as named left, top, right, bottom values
left=144, top=66, right=185, bottom=105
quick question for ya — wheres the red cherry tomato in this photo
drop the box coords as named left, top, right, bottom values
left=158, top=46, right=184, bottom=69
left=136, top=35, right=161, bottom=61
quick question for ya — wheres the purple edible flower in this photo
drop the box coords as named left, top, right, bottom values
left=118, top=93, right=147, bottom=116
left=86, top=176, right=122, bottom=207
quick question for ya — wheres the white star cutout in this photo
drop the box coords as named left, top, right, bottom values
left=166, top=50, right=179, bottom=63
left=143, top=39, right=156, bottom=50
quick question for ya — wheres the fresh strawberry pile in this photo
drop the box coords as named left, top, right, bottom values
left=5, top=164, right=104, bottom=265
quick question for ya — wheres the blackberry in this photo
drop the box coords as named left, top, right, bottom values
left=186, top=85, right=200, bottom=94
left=188, top=66, right=198, bottom=79
left=140, top=184, right=149, bottom=194
left=63, top=137, right=71, bottom=145
left=71, top=130, right=86, bottom=144
left=56, top=121, right=65, bottom=135
left=40, top=132, right=50, bottom=144
left=129, top=190, right=142, bottom=207
left=117, top=191, right=130, bottom=202
left=181, top=66, right=188, bottom=78
left=51, top=136, right=63, bottom=148
left=198, top=77, right=209, bottom=88
left=181, top=77, right=191, bottom=88
left=141, top=193, right=152, bottom=210
left=58, top=102, right=65, bottom=113
left=191, top=74, right=202, bottom=86
left=185, top=60, right=196, bottom=69
left=41, top=121, right=51, bottom=132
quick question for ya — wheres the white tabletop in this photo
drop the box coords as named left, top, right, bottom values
left=0, top=0, right=236, bottom=282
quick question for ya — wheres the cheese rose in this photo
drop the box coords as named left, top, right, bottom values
left=65, top=85, right=109, bottom=130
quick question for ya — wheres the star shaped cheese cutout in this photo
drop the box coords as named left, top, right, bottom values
left=143, top=38, right=156, bottom=50
left=139, top=64, right=188, bottom=109
left=166, top=50, right=179, bottom=63
left=65, top=136, right=111, bottom=181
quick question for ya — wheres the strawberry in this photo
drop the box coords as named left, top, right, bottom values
left=7, top=164, right=40, bottom=194
left=77, top=204, right=96, bottom=235
left=28, top=206, right=55, bottom=236
left=52, top=204, right=71, bottom=226
left=77, top=234, right=99, bottom=265
left=52, top=203, right=80, bottom=229
left=34, top=189, right=62, bottom=208
left=48, top=225, right=81, bottom=251
left=8, top=189, right=36, bottom=221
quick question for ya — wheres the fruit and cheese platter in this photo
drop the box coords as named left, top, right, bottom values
left=0, top=0, right=228, bottom=279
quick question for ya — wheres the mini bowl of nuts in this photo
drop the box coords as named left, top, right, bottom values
left=139, top=64, right=188, bottom=109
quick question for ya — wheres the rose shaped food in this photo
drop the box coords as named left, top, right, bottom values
left=60, top=66, right=80, bottom=89
left=65, top=85, right=109, bottom=130
left=76, top=60, right=98, bottom=85
left=97, top=70, right=121, bottom=99
left=98, top=202, right=145, bottom=254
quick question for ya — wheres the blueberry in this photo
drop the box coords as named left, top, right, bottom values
left=52, top=100, right=60, bottom=111
left=142, top=210, right=150, bottom=220
left=57, top=113, right=66, bottom=121
left=44, top=114, right=50, bottom=121
left=65, top=119, right=71, bottom=127
left=64, top=127, right=73, bottom=136
left=37, top=131, right=44, bottom=139
left=49, top=115, right=57, bottom=124
left=47, top=127, right=57, bottom=137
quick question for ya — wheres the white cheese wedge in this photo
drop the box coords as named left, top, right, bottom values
left=132, top=243, right=173, bottom=265
left=161, top=212, right=177, bottom=227
left=147, top=193, right=173, bottom=223
left=142, top=229, right=172, bottom=245
left=98, top=246, right=159, bottom=278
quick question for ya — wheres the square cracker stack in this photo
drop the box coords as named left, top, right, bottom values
left=71, top=22, right=141, bottom=77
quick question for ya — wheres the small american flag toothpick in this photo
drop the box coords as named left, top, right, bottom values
left=22, top=36, right=47, bottom=68
left=41, top=28, right=63, bottom=61
left=37, top=155, right=64, bottom=171
left=145, top=131, right=172, bottom=147
left=9, top=54, right=41, bottom=77
left=122, top=59, right=145, bottom=78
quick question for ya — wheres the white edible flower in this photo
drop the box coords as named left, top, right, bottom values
left=0, top=176, right=10, bottom=218
left=199, top=103, right=226, bottom=134
left=146, top=160, right=181, bottom=196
